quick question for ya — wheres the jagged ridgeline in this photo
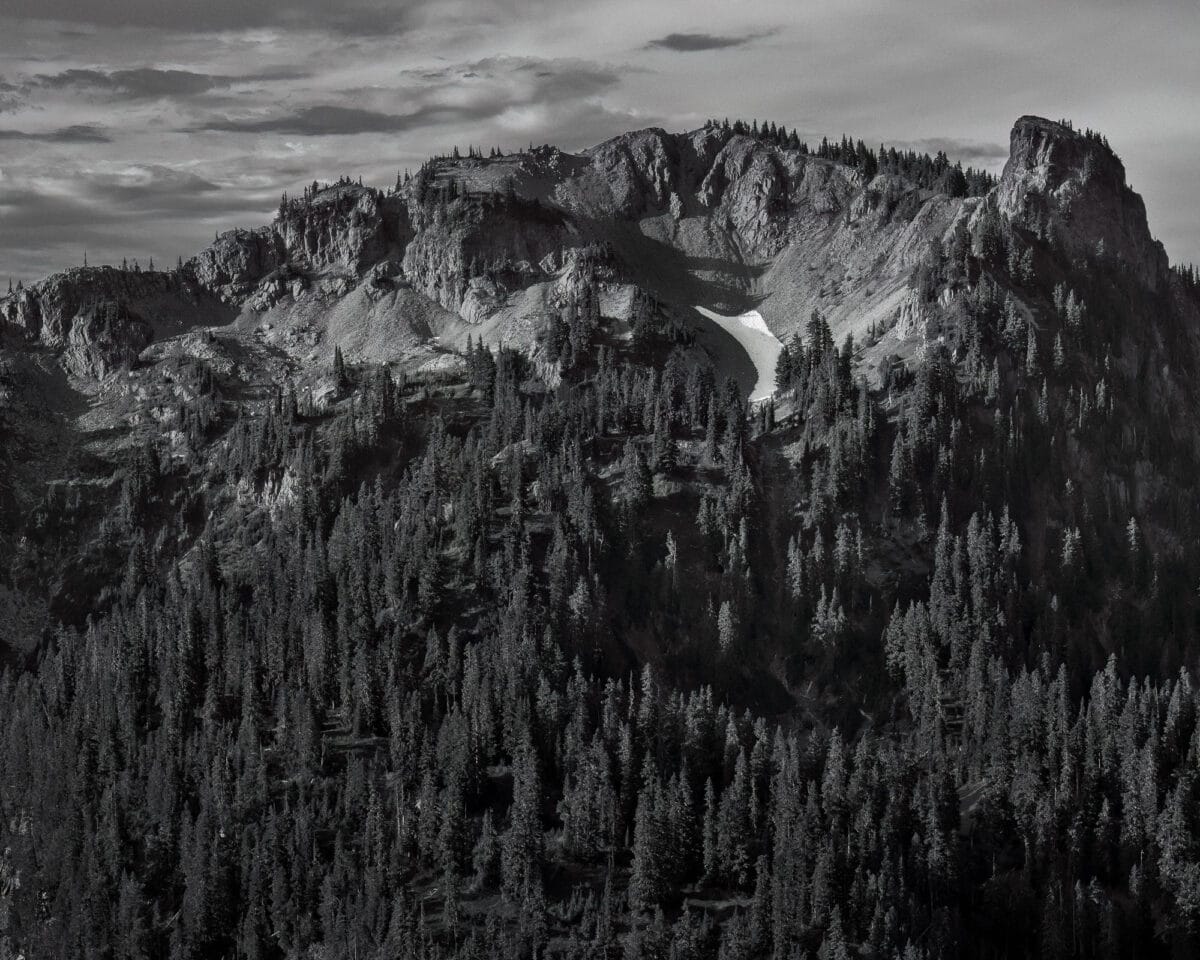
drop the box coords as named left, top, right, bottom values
left=2, top=115, right=1200, bottom=958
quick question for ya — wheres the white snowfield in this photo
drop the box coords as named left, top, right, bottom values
left=695, top=306, right=784, bottom=402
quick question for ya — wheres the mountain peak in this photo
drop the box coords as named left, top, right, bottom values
left=1005, top=115, right=1126, bottom=190
left=999, top=114, right=1168, bottom=289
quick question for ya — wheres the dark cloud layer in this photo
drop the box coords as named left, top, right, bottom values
left=893, top=138, right=1010, bottom=166
left=194, top=56, right=623, bottom=137
left=198, top=105, right=437, bottom=136
left=27, top=67, right=306, bottom=100
left=0, top=124, right=111, bottom=142
left=0, top=79, right=25, bottom=112
left=2, top=0, right=419, bottom=35
left=0, top=165, right=282, bottom=273
left=82, top=166, right=223, bottom=208
left=646, top=32, right=761, bottom=52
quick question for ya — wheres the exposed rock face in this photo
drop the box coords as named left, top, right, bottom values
left=186, top=228, right=280, bottom=295
left=185, top=185, right=412, bottom=300
left=0, top=267, right=221, bottom=379
left=2, top=267, right=182, bottom=345
left=560, top=126, right=857, bottom=261
left=402, top=193, right=571, bottom=315
left=273, top=184, right=410, bottom=274
left=581, top=128, right=685, bottom=218
left=63, top=301, right=152, bottom=379
left=459, top=276, right=506, bottom=324
left=695, top=131, right=802, bottom=251
left=491, top=125, right=976, bottom=353
left=3, top=115, right=1182, bottom=387
left=998, top=116, right=1169, bottom=291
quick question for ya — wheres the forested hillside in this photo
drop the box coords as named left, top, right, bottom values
left=2, top=116, right=1200, bottom=959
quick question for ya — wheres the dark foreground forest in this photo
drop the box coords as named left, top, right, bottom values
left=3, top=116, right=1200, bottom=960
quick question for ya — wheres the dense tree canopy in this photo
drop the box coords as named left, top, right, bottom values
left=2, top=158, right=1200, bottom=960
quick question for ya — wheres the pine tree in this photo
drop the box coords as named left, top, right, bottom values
left=717, top=600, right=737, bottom=654
left=628, top=770, right=666, bottom=911
left=473, top=810, right=500, bottom=890
left=502, top=736, right=544, bottom=903
left=702, top=778, right=719, bottom=882
left=333, top=346, right=349, bottom=392
left=621, top=441, right=652, bottom=511
left=1053, top=332, right=1067, bottom=373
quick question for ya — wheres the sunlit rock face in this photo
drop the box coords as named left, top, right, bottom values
left=1, top=115, right=1180, bottom=389
left=997, top=116, right=1168, bottom=291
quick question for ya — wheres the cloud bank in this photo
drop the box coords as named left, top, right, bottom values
left=645, top=32, right=763, bottom=52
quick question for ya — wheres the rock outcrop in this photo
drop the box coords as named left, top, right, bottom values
left=186, top=228, right=280, bottom=296
left=402, top=192, right=571, bottom=316
left=185, top=184, right=412, bottom=301
left=63, top=301, right=152, bottom=379
left=2, top=115, right=1182, bottom=387
left=0, top=266, right=225, bottom=379
left=273, top=183, right=410, bottom=275
left=997, top=116, right=1169, bottom=291
left=2, top=267, right=182, bottom=345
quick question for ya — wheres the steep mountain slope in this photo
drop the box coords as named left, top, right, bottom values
left=0, top=126, right=932, bottom=372
left=5, top=114, right=1200, bottom=959
left=1, top=114, right=1196, bottom=650
left=6, top=117, right=1174, bottom=391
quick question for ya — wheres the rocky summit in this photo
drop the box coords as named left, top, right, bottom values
left=3, top=116, right=1187, bottom=385
left=4, top=114, right=1200, bottom=959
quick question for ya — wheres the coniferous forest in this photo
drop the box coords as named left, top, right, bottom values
left=3, top=112, right=1200, bottom=960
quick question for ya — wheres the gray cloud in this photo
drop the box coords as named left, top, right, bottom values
left=0, top=165, right=283, bottom=279
left=0, top=80, right=26, bottom=112
left=0, top=189, right=97, bottom=235
left=0, top=124, right=111, bottom=142
left=0, top=184, right=240, bottom=280
left=378, top=56, right=624, bottom=103
left=27, top=67, right=306, bottom=100
left=196, top=104, right=448, bottom=136
left=194, top=56, right=625, bottom=137
left=1, top=0, right=421, bottom=35
left=33, top=67, right=228, bottom=97
left=472, top=55, right=623, bottom=95
left=894, top=137, right=1010, bottom=167
left=645, top=32, right=762, bottom=52
left=79, top=166, right=225, bottom=210
left=25, top=66, right=312, bottom=102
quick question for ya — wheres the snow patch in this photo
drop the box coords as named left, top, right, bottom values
left=695, top=307, right=783, bottom=402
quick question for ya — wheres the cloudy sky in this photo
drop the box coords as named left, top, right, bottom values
left=1, top=0, right=1197, bottom=280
